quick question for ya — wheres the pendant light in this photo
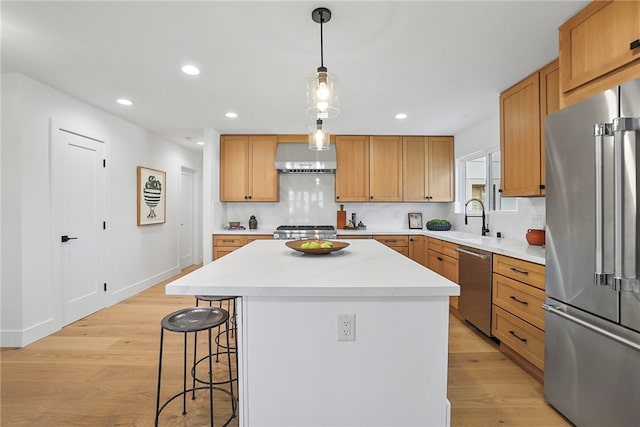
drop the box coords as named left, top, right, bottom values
left=309, top=119, right=330, bottom=151
left=306, top=7, right=339, bottom=120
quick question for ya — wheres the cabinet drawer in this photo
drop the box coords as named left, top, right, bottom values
left=373, top=235, right=408, bottom=247
left=493, top=254, right=545, bottom=290
left=492, top=274, right=546, bottom=330
left=245, top=234, right=272, bottom=244
left=390, top=246, right=409, bottom=256
left=213, top=247, right=238, bottom=260
left=427, top=237, right=444, bottom=253
left=338, top=235, right=372, bottom=239
left=442, top=241, right=459, bottom=259
left=492, top=305, right=544, bottom=371
left=213, top=235, right=245, bottom=247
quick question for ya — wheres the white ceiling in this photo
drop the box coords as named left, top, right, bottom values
left=1, top=1, right=588, bottom=151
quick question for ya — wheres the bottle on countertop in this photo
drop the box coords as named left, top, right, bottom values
left=337, top=205, right=346, bottom=229
left=249, top=215, right=257, bottom=230
left=351, top=213, right=357, bottom=227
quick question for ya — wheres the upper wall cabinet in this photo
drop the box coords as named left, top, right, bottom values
left=220, top=135, right=278, bottom=202
left=403, top=136, right=454, bottom=202
left=335, top=135, right=403, bottom=202
left=335, top=135, right=370, bottom=202
left=559, top=0, right=640, bottom=106
left=500, top=60, right=559, bottom=197
left=369, top=136, right=403, bottom=202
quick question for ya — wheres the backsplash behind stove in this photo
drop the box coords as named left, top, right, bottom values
left=219, top=174, right=451, bottom=230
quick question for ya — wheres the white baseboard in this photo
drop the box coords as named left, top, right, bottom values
left=1, top=317, right=59, bottom=348
left=107, top=265, right=180, bottom=306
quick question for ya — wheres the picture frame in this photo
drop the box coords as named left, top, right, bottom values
left=137, top=166, right=166, bottom=226
left=408, top=212, right=423, bottom=229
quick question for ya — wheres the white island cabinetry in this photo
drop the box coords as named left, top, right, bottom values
left=166, top=239, right=459, bottom=427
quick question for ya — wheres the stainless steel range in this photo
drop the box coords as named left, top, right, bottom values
left=273, top=225, right=337, bottom=240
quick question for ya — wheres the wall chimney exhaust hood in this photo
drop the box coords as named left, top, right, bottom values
left=275, top=143, right=337, bottom=173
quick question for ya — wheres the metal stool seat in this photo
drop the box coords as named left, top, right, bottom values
left=155, top=307, right=236, bottom=427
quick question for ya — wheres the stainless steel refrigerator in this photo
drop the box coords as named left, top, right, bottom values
left=544, top=78, right=640, bottom=426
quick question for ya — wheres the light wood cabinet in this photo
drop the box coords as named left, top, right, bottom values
left=403, top=136, right=454, bottom=202
left=220, top=135, right=278, bottom=202
left=335, top=135, right=370, bottom=202
left=500, top=59, right=559, bottom=197
left=212, top=234, right=273, bottom=260
left=491, top=254, right=546, bottom=374
left=369, top=136, right=403, bottom=202
left=336, top=134, right=453, bottom=202
left=559, top=0, right=640, bottom=99
left=426, top=237, right=459, bottom=309
left=408, top=235, right=428, bottom=267
left=373, top=235, right=408, bottom=256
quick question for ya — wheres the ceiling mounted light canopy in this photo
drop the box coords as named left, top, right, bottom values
left=306, top=7, right=339, bottom=120
left=309, top=119, right=330, bottom=151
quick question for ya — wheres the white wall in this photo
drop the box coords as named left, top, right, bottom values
left=1, top=73, right=203, bottom=346
left=451, top=112, right=546, bottom=241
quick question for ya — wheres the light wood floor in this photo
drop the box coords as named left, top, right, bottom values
left=1, top=265, right=571, bottom=426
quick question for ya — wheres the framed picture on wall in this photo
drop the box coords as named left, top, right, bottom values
left=408, top=212, right=423, bottom=229
left=137, top=166, right=166, bottom=226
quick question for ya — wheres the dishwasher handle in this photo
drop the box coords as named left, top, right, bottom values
left=456, top=247, right=489, bottom=260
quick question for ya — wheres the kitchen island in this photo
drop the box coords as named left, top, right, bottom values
left=166, top=239, right=459, bottom=426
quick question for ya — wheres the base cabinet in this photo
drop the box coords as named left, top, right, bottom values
left=373, top=235, right=409, bottom=256
left=212, top=234, right=272, bottom=260
left=491, top=254, right=546, bottom=375
left=426, top=237, right=459, bottom=309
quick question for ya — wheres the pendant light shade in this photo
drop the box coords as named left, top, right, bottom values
left=308, top=119, right=330, bottom=151
left=306, top=7, right=339, bottom=119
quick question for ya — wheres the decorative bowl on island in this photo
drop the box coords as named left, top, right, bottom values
left=285, top=240, right=350, bottom=255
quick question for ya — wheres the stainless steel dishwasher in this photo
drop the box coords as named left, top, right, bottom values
left=456, top=245, right=493, bottom=336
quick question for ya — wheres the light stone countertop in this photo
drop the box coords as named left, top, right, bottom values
left=212, top=227, right=545, bottom=265
left=167, top=239, right=459, bottom=298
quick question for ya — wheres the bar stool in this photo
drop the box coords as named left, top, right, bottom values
left=195, top=295, right=237, bottom=361
left=155, top=307, right=236, bottom=427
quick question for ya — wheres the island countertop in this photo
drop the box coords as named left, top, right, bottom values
left=166, top=239, right=459, bottom=298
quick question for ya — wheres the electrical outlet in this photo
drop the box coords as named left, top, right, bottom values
left=338, top=313, right=355, bottom=341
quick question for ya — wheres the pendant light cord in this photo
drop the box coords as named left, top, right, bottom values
left=319, top=13, right=324, bottom=68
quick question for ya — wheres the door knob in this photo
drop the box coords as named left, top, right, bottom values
left=61, top=235, right=78, bottom=242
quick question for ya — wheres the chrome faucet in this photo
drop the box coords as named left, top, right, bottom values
left=464, top=198, right=490, bottom=236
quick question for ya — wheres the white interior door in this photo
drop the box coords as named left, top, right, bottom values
left=55, top=127, right=106, bottom=325
left=180, top=168, right=195, bottom=269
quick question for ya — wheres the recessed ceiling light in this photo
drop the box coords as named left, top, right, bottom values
left=395, top=113, right=408, bottom=119
left=117, top=98, right=134, bottom=106
left=225, top=112, right=238, bottom=118
left=196, top=141, right=204, bottom=146
left=181, top=64, right=200, bottom=75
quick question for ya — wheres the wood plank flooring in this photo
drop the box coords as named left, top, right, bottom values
left=1, top=265, right=571, bottom=426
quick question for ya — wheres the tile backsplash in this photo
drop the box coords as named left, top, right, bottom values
left=219, top=174, right=452, bottom=230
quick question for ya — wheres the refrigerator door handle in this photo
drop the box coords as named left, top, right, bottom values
left=543, top=303, right=640, bottom=352
left=594, top=123, right=613, bottom=287
left=612, top=117, right=640, bottom=292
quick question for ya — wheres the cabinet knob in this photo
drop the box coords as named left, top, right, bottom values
left=370, top=196, right=374, bottom=200
left=539, top=184, right=545, bottom=190
left=498, top=188, right=503, bottom=193
left=630, top=39, right=640, bottom=50
left=336, top=196, right=340, bottom=200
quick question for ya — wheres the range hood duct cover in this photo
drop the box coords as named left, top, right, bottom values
left=275, top=143, right=337, bottom=173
